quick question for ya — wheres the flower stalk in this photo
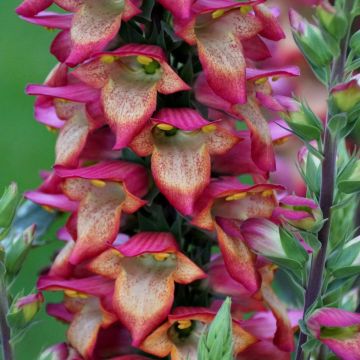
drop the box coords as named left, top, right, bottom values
left=0, top=274, right=12, bottom=360
left=296, top=2, right=356, bottom=357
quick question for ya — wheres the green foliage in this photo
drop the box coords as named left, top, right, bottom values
left=197, top=298, right=234, bottom=360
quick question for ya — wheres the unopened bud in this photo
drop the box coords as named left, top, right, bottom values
left=5, top=225, right=35, bottom=275
left=0, top=183, right=20, bottom=229
left=8, top=292, right=44, bottom=329
left=331, top=75, right=360, bottom=112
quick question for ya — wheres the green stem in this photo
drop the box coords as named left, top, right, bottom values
left=295, top=2, right=355, bottom=357
left=0, top=275, right=12, bottom=360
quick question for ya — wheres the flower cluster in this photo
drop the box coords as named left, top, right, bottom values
left=16, top=0, right=339, bottom=359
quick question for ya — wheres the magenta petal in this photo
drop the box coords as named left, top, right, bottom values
left=16, top=0, right=53, bottom=16
left=153, top=108, right=210, bottom=130
left=280, top=195, right=318, bottom=209
left=37, top=275, right=114, bottom=298
left=254, top=4, right=285, bottom=41
left=192, top=0, right=265, bottom=13
left=34, top=105, right=65, bottom=128
left=242, top=36, right=271, bottom=61
left=246, top=66, right=300, bottom=81
left=51, top=30, right=72, bottom=63
left=20, top=11, right=72, bottom=30
left=156, top=0, right=193, bottom=19
left=47, top=303, right=73, bottom=323
left=54, top=160, right=148, bottom=197
left=25, top=191, right=77, bottom=212
left=114, top=232, right=179, bottom=256
left=26, top=83, right=99, bottom=103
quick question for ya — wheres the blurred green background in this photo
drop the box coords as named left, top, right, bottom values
left=1, top=1, right=66, bottom=358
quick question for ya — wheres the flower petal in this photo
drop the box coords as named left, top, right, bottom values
left=232, top=98, right=275, bottom=171
left=254, top=4, right=285, bottom=41
left=215, top=222, right=260, bottom=293
left=16, top=0, right=53, bottom=16
left=101, top=67, right=158, bottom=149
left=113, top=258, right=176, bottom=346
left=151, top=134, right=210, bottom=215
left=66, top=1, right=125, bottom=66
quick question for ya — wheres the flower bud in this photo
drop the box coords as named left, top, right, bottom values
left=273, top=195, right=322, bottom=231
left=0, top=183, right=20, bottom=230
left=284, top=102, right=323, bottom=141
left=331, top=75, right=360, bottom=112
left=289, top=9, right=333, bottom=67
left=316, top=2, right=348, bottom=40
left=8, top=292, right=44, bottom=329
left=5, top=225, right=35, bottom=275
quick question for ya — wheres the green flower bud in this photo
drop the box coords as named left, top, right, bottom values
left=0, top=183, right=20, bottom=230
left=316, top=2, right=348, bottom=40
left=331, top=75, right=360, bottom=112
left=5, top=225, right=35, bottom=275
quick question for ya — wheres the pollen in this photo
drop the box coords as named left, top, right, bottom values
left=136, top=55, right=153, bottom=66
left=42, top=205, right=55, bottom=213
left=177, top=320, right=192, bottom=329
left=157, top=123, right=174, bottom=131
left=202, top=124, right=217, bottom=133
left=212, top=9, right=225, bottom=19
left=45, top=27, right=56, bottom=32
left=255, top=77, right=268, bottom=85
left=225, top=192, right=247, bottom=201
left=272, top=76, right=280, bottom=82
left=64, top=290, right=88, bottom=299
left=262, top=190, right=273, bottom=197
left=273, top=137, right=290, bottom=146
left=90, top=179, right=107, bottom=188
left=101, top=55, right=118, bottom=64
left=153, top=253, right=170, bottom=261
left=240, top=5, right=252, bottom=15
left=46, top=126, right=58, bottom=133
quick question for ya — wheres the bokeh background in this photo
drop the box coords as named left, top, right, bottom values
left=1, top=1, right=66, bottom=359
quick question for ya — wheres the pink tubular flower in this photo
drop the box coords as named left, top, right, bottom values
left=195, top=66, right=299, bottom=171
left=18, top=0, right=141, bottom=66
left=38, top=276, right=117, bottom=358
left=307, top=308, right=360, bottom=360
left=174, top=0, right=284, bottom=105
left=55, top=161, right=149, bottom=264
left=130, top=108, right=239, bottom=215
left=139, top=306, right=256, bottom=360
left=87, top=232, right=206, bottom=346
left=72, top=44, right=190, bottom=149
left=192, top=177, right=284, bottom=292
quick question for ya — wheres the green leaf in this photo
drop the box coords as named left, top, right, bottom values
left=300, top=231, right=322, bottom=254
left=280, top=228, right=309, bottom=264
left=328, top=113, right=347, bottom=135
left=198, top=298, right=234, bottom=360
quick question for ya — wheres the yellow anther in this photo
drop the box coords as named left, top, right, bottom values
left=153, top=253, right=170, bottom=262
left=202, top=124, right=217, bottom=133
left=64, top=290, right=88, bottom=299
left=136, top=55, right=153, bottom=66
left=255, top=77, right=268, bottom=85
left=90, top=179, right=107, bottom=188
left=46, top=126, right=58, bottom=133
left=225, top=192, right=247, bottom=201
left=157, top=123, right=175, bottom=131
left=272, top=76, right=280, bottom=82
left=55, top=98, right=69, bottom=103
left=240, top=5, right=252, bottom=15
left=42, top=205, right=56, bottom=213
left=101, top=55, right=118, bottom=64
left=45, top=27, right=56, bottom=32
left=177, top=320, right=192, bottom=330
left=262, top=190, right=273, bottom=197
left=212, top=9, right=225, bottom=19
left=273, top=137, right=289, bottom=146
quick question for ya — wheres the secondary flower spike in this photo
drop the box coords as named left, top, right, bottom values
left=130, top=108, right=239, bottom=215
left=73, top=44, right=190, bottom=149
left=88, top=232, right=206, bottom=345
left=55, top=161, right=149, bottom=264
